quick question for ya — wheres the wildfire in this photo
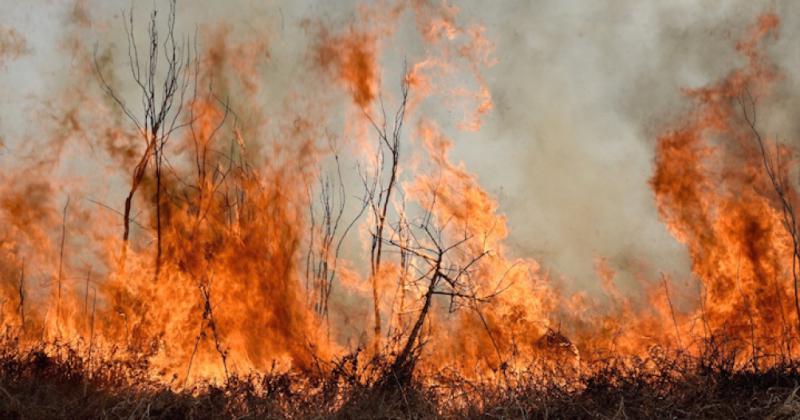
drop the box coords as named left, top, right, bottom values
left=0, top=0, right=797, bottom=398
left=650, top=13, right=795, bottom=360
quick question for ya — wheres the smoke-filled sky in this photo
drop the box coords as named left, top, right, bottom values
left=1, top=0, right=798, bottom=295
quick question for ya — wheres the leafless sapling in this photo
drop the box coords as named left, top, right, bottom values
left=95, top=0, right=194, bottom=278
left=360, top=76, right=409, bottom=350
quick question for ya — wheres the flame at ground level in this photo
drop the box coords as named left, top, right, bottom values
left=0, top=3, right=796, bottom=390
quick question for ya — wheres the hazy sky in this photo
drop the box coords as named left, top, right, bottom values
left=2, top=0, right=798, bottom=294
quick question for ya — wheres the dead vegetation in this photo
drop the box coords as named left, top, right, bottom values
left=1, top=335, right=800, bottom=419
left=4, top=3, right=800, bottom=419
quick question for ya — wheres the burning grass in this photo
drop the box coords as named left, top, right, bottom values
left=2, top=336, right=800, bottom=419
left=3, top=1, right=800, bottom=418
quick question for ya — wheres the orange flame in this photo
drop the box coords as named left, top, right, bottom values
left=0, top=1, right=795, bottom=393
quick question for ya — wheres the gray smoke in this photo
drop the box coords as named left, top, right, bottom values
left=1, top=0, right=799, bottom=300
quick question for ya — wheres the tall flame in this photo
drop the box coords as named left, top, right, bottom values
left=0, top=0, right=796, bottom=392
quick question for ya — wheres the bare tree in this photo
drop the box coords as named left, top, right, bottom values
left=95, top=0, right=193, bottom=277
left=387, top=228, right=488, bottom=384
left=353, top=74, right=502, bottom=385
left=361, top=77, right=409, bottom=350
left=96, top=2, right=239, bottom=377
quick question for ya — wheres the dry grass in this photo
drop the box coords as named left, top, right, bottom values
left=1, top=337, right=800, bottom=419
